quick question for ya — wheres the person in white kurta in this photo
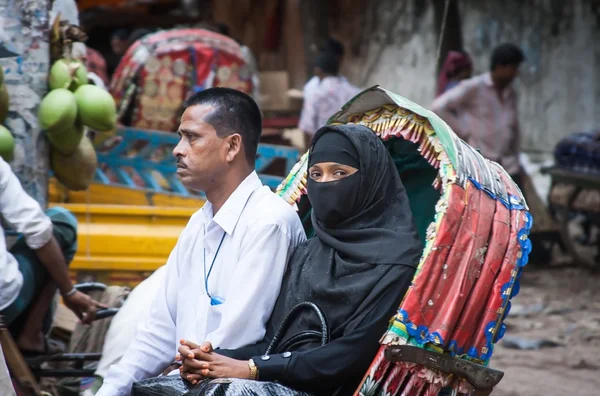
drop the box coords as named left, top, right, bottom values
left=97, top=88, right=305, bottom=396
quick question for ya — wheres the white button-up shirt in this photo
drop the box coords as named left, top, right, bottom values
left=0, top=157, right=53, bottom=311
left=299, top=75, right=360, bottom=136
left=98, top=171, right=306, bottom=396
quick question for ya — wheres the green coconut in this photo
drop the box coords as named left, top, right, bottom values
left=0, top=84, right=8, bottom=123
left=0, top=125, right=15, bottom=162
left=38, top=88, right=78, bottom=131
left=46, top=119, right=84, bottom=155
left=49, top=59, right=89, bottom=91
left=74, top=84, right=116, bottom=132
left=51, top=135, right=97, bottom=191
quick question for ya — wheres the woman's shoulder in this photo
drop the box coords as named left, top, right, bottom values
left=289, top=237, right=318, bottom=258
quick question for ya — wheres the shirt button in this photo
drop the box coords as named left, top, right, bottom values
left=282, top=352, right=292, bottom=358
left=261, top=355, right=270, bottom=361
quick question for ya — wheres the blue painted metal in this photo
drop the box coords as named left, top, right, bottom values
left=95, top=127, right=299, bottom=196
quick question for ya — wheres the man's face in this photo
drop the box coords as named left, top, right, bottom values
left=110, top=37, right=128, bottom=55
left=494, top=64, right=520, bottom=89
left=173, top=104, right=229, bottom=192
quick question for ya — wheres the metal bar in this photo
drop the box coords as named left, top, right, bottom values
left=74, top=282, right=107, bottom=293
left=95, top=308, right=119, bottom=320
left=95, top=168, right=111, bottom=185
left=113, top=167, right=136, bottom=187
left=255, top=156, right=273, bottom=174
left=166, top=174, right=190, bottom=195
left=31, top=369, right=96, bottom=378
left=138, top=170, right=163, bottom=191
left=25, top=353, right=102, bottom=363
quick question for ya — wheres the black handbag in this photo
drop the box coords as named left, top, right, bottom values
left=266, top=301, right=330, bottom=354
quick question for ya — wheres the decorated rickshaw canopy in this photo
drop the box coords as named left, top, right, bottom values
left=110, top=28, right=254, bottom=132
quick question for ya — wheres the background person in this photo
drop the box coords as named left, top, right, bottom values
left=432, top=43, right=525, bottom=189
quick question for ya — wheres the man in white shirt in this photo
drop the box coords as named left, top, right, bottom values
left=0, top=158, right=106, bottom=354
left=302, top=38, right=345, bottom=104
left=299, top=51, right=361, bottom=149
left=97, top=88, right=306, bottom=396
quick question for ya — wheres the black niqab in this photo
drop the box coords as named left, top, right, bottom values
left=270, top=124, right=422, bottom=348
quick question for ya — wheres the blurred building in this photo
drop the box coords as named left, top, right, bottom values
left=78, top=0, right=599, bottom=153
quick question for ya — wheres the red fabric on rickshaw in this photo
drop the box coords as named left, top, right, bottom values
left=471, top=171, right=525, bottom=355
left=451, top=198, right=510, bottom=352
left=400, top=182, right=466, bottom=346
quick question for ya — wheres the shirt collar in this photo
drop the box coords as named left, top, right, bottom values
left=204, top=171, right=262, bottom=236
left=318, top=75, right=347, bottom=84
left=482, top=71, right=514, bottom=99
left=483, top=72, right=494, bottom=87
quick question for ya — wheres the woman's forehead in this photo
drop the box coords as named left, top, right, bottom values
left=309, top=162, right=358, bottom=169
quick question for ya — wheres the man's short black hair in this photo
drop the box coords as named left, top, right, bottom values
left=183, top=88, right=262, bottom=165
left=315, top=52, right=340, bottom=75
left=490, top=43, right=525, bottom=70
left=320, top=38, right=344, bottom=58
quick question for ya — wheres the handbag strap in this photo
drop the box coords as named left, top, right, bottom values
left=265, top=302, right=330, bottom=355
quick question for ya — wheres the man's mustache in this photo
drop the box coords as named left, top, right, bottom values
left=176, top=158, right=187, bottom=168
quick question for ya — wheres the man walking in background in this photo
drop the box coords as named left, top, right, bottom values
left=303, top=38, right=346, bottom=103
left=432, top=43, right=526, bottom=189
left=299, top=50, right=360, bottom=149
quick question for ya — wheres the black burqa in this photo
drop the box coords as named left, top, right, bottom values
left=217, top=124, right=423, bottom=395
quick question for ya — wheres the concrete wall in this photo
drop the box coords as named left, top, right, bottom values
left=339, top=0, right=600, bottom=153
left=1, top=0, right=51, bottom=207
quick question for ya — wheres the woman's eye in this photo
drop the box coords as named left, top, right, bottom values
left=310, top=171, right=321, bottom=179
left=334, top=170, right=347, bottom=176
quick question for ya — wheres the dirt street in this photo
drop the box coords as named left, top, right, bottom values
left=491, top=266, right=600, bottom=396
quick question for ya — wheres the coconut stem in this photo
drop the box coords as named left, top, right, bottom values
left=63, top=38, right=72, bottom=62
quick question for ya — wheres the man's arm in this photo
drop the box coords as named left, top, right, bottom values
left=97, top=242, right=181, bottom=396
left=431, top=81, right=475, bottom=140
left=35, top=236, right=106, bottom=322
left=0, top=158, right=103, bottom=322
left=0, top=158, right=53, bottom=257
left=205, top=224, right=302, bottom=350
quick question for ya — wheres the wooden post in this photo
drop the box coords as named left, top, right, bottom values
left=433, top=0, right=464, bottom=76
left=299, top=0, right=329, bottom=79
left=0, top=0, right=51, bottom=208
left=284, top=0, right=307, bottom=89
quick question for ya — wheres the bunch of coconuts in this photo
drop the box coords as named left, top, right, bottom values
left=39, top=58, right=116, bottom=190
left=0, top=67, right=16, bottom=162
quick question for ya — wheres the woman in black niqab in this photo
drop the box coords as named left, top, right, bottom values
left=180, top=124, right=422, bottom=395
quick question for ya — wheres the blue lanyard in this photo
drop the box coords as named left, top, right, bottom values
left=204, top=231, right=227, bottom=306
